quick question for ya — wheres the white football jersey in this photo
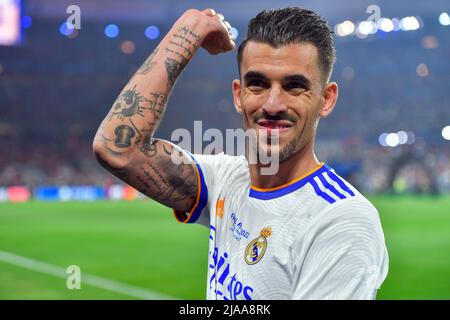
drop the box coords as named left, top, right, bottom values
left=174, top=151, right=389, bottom=300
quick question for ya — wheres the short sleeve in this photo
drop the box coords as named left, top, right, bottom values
left=173, top=151, right=241, bottom=227
left=292, top=198, right=389, bottom=299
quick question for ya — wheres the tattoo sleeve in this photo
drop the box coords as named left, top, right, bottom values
left=93, top=20, right=203, bottom=212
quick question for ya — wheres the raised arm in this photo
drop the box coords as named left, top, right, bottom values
left=93, top=9, right=235, bottom=212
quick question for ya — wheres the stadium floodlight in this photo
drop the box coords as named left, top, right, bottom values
left=406, top=131, right=416, bottom=144
left=386, top=133, right=400, bottom=147
left=120, top=40, right=135, bottom=54
left=378, top=133, right=388, bottom=147
left=397, top=131, right=408, bottom=144
left=400, top=16, right=420, bottom=31
left=379, top=18, right=394, bottom=32
left=145, top=26, right=160, bottom=40
left=59, top=21, right=75, bottom=37
left=439, top=12, right=450, bottom=26
left=442, top=126, right=450, bottom=141
left=104, top=24, right=119, bottom=38
left=391, top=18, right=401, bottom=31
left=358, top=21, right=377, bottom=35
left=416, top=63, right=429, bottom=77
left=229, top=27, right=239, bottom=40
left=334, top=24, right=342, bottom=36
left=421, top=35, right=439, bottom=49
left=21, top=15, right=32, bottom=28
left=335, top=20, right=355, bottom=37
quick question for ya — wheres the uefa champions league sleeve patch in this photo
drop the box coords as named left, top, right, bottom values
left=244, top=227, right=272, bottom=265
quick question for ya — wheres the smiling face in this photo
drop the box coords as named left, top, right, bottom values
left=233, top=41, right=338, bottom=163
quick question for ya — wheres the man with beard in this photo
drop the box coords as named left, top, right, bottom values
left=93, top=7, right=388, bottom=300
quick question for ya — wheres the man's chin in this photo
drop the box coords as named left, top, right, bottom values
left=251, top=143, right=294, bottom=164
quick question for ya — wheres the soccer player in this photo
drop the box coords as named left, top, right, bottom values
left=93, top=7, right=389, bottom=300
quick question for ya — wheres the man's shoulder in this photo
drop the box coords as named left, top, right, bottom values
left=320, top=178, right=378, bottom=221
left=192, top=152, right=247, bottom=170
left=310, top=193, right=383, bottom=247
left=190, top=152, right=248, bottom=184
left=301, top=184, right=386, bottom=258
left=305, top=165, right=381, bottom=228
left=298, top=164, right=370, bottom=209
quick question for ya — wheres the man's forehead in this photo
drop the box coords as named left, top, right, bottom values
left=241, top=41, right=321, bottom=80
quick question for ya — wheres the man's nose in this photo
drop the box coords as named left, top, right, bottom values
left=261, top=86, right=288, bottom=115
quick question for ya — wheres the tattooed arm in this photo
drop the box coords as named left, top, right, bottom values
left=93, top=9, right=235, bottom=212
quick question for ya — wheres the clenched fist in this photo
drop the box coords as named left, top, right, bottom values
left=178, top=8, right=236, bottom=55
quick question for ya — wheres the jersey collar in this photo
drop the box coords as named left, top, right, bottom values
left=249, top=163, right=328, bottom=200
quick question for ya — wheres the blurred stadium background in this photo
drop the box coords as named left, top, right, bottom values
left=0, top=0, right=449, bottom=299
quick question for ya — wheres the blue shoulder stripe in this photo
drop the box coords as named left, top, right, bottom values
left=317, top=173, right=347, bottom=200
left=309, top=178, right=336, bottom=204
left=325, top=170, right=355, bottom=197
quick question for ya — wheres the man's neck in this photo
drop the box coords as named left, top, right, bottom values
left=248, top=142, right=320, bottom=189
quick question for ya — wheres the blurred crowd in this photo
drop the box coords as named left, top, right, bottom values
left=0, top=19, right=449, bottom=194
left=0, top=139, right=110, bottom=188
left=1, top=137, right=449, bottom=195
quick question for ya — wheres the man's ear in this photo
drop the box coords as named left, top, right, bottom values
left=319, top=82, right=338, bottom=118
left=232, top=79, right=243, bottom=114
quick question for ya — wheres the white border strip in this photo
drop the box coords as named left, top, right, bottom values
left=0, top=250, right=178, bottom=300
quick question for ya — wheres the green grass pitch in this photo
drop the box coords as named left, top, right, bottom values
left=0, top=196, right=449, bottom=299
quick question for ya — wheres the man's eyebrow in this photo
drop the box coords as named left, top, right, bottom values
left=243, top=71, right=312, bottom=89
left=243, top=71, right=269, bottom=83
left=284, top=74, right=311, bottom=89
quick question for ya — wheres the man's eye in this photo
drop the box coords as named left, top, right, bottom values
left=285, top=82, right=305, bottom=91
left=247, top=79, right=266, bottom=88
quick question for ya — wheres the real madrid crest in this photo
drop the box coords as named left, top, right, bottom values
left=245, top=227, right=272, bottom=265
